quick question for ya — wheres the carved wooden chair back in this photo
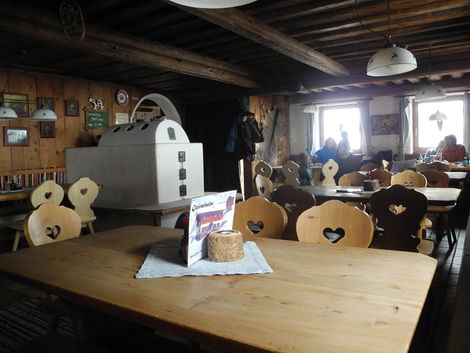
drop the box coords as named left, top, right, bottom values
left=254, top=160, right=273, bottom=178
left=272, top=185, right=316, bottom=241
left=296, top=200, right=374, bottom=248
left=338, top=171, right=367, bottom=187
left=432, top=161, right=451, bottom=171
left=234, top=196, right=288, bottom=239
left=67, top=177, right=99, bottom=233
left=30, top=180, right=64, bottom=208
left=254, top=174, right=274, bottom=200
left=282, top=160, right=300, bottom=187
left=24, top=203, right=81, bottom=247
left=369, top=168, right=392, bottom=187
left=359, top=162, right=381, bottom=172
left=369, top=185, right=431, bottom=253
left=321, top=159, right=338, bottom=186
left=391, top=170, right=427, bottom=187
left=421, top=170, right=449, bottom=188
left=416, top=163, right=437, bottom=173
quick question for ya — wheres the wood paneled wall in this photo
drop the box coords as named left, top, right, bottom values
left=0, top=69, right=182, bottom=173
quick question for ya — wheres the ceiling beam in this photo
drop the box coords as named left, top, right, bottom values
left=0, top=4, right=261, bottom=88
left=164, top=1, right=349, bottom=77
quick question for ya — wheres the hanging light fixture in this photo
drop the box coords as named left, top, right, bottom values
left=428, top=110, right=447, bottom=131
left=168, top=0, right=257, bottom=8
left=31, top=106, right=57, bottom=121
left=415, top=43, right=446, bottom=102
left=303, top=104, right=318, bottom=113
left=0, top=105, right=18, bottom=120
left=356, top=0, right=417, bottom=77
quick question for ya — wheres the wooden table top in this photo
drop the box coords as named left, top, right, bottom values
left=0, top=188, right=34, bottom=202
left=0, top=225, right=437, bottom=353
left=450, top=165, right=470, bottom=171
left=445, top=171, right=467, bottom=180
left=302, top=185, right=461, bottom=206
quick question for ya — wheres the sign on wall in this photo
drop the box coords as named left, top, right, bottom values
left=86, top=110, right=109, bottom=128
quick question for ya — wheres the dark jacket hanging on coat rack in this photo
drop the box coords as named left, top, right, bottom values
left=226, top=111, right=263, bottom=161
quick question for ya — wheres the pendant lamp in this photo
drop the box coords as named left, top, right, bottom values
left=169, top=0, right=257, bottom=8
left=367, top=39, right=417, bottom=77
left=0, top=106, right=18, bottom=120
left=31, top=106, right=58, bottom=121
left=415, top=44, right=446, bottom=102
left=428, top=110, right=447, bottom=131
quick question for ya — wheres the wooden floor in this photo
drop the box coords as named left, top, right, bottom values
left=0, top=216, right=468, bottom=353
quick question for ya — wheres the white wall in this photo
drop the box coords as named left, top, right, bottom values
left=289, top=96, right=401, bottom=156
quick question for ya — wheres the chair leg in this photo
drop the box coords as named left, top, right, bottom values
left=12, top=230, right=21, bottom=251
left=47, top=313, right=60, bottom=334
left=442, top=213, right=456, bottom=248
left=87, top=222, right=95, bottom=234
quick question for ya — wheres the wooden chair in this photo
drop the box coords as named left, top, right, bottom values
left=416, top=163, right=437, bottom=173
left=254, top=174, right=274, bottom=200
left=382, top=159, right=392, bottom=172
left=432, top=161, right=451, bottom=171
left=9, top=180, right=65, bottom=251
left=233, top=196, right=288, bottom=239
left=421, top=170, right=457, bottom=247
left=369, top=185, right=433, bottom=254
left=272, top=185, right=316, bottom=241
left=391, top=170, right=427, bottom=187
left=359, top=162, right=381, bottom=171
left=282, top=160, right=300, bottom=187
left=369, top=168, right=392, bottom=187
left=296, top=200, right=374, bottom=248
left=338, top=171, right=367, bottom=186
left=254, top=160, right=273, bottom=178
left=321, top=159, right=338, bottom=186
left=24, top=203, right=82, bottom=246
left=67, top=177, right=100, bottom=234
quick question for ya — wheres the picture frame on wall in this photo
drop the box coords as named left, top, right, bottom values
left=65, top=100, right=80, bottom=116
left=3, top=127, right=29, bottom=147
left=37, top=97, right=55, bottom=110
left=40, top=121, right=55, bottom=139
left=1, top=93, right=29, bottom=117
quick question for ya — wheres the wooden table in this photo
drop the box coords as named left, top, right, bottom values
left=302, top=185, right=461, bottom=206
left=0, top=225, right=437, bottom=353
left=449, top=165, right=470, bottom=172
left=0, top=188, right=33, bottom=202
left=273, top=165, right=323, bottom=182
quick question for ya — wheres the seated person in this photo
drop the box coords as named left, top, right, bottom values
left=439, top=134, right=467, bottom=162
left=311, top=137, right=337, bottom=164
left=337, top=131, right=351, bottom=160
left=424, top=140, right=445, bottom=162
left=298, top=153, right=313, bottom=186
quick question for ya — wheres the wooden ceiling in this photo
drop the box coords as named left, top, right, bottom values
left=1, top=0, right=470, bottom=103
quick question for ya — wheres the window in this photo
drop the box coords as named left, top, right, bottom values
left=320, top=104, right=362, bottom=151
left=413, top=95, right=465, bottom=153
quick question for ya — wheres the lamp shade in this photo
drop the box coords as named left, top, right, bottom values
left=367, top=45, right=417, bottom=77
left=415, top=84, right=446, bottom=102
left=303, top=104, right=318, bottom=113
left=0, top=106, right=18, bottom=120
left=31, top=107, right=57, bottom=121
left=169, top=0, right=256, bottom=8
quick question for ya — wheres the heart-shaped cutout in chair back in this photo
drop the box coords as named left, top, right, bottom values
left=259, top=186, right=265, bottom=194
left=80, top=188, right=88, bottom=195
left=44, top=192, right=52, bottom=199
left=247, top=220, right=264, bottom=234
left=45, top=225, right=61, bottom=240
left=283, top=202, right=298, bottom=213
left=322, top=227, right=345, bottom=243
left=389, top=204, right=407, bottom=215
left=329, top=166, right=333, bottom=170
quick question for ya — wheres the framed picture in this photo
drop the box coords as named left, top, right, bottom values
left=65, top=100, right=79, bottom=116
left=40, top=121, right=55, bottom=138
left=37, top=97, right=54, bottom=110
left=1, top=93, right=29, bottom=117
left=3, top=127, right=29, bottom=147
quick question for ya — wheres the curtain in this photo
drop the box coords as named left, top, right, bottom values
left=358, top=100, right=371, bottom=155
left=306, top=112, right=313, bottom=156
left=464, top=91, right=470, bottom=153
left=397, top=97, right=412, bottom=160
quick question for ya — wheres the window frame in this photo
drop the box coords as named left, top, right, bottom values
left=412, top=94, right=465, bottom=154
left=319, top=103, right=362, bottom=153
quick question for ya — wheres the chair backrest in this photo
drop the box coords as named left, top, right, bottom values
left=272, top=185, right=316, bottom=241
left=321, top=159, right=338, bottom=186
left=391, top=170, right=427, bottom=187
left=338, top=171, right=367, bottom=186
left=233, top=196, right=288, bottom=239
left=369, top=184, right=428, bottom=252
left=359, top=162, right=381, bottom=172
left=24, top=203, right=81, bottom=246
left=415, top=163, right=437, bottom=173
left=30, top=180, right=64, bottom=208
left=296, top=200, right=374, bottom=248
left=254, top=174, right=274, bottom=200
left=421, top=170, right=450, bottom=187
left=432, top=161, right=451, bottom=171
left=282, top=160, right=300, bottom=187
left=382, top=159, right=392, bottom=171
left=67, top=177, right=99, bottom=223
left=254, top=160, right=273, bottom=178
left=369, top=168, right=392, bottom=187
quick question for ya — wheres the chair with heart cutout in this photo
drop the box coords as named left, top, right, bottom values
left=321, top=159, right=338, bottom=186
left=254, top=174, right=274, bottom=200
left=282, top=160, right=300, bottom=187
left=67, top=177, right=100, bottom=234
left=296, top=199, right=374, bottom=248
left=272, top=185, right=316, bottom=241
left=233, top=196, right=288, bottom=239
left=8, top=180, right=65, bottom=251
left=369, top=184, right=433, bottom=254
left=369, top=168, right=392, bottom=187
left=391, top=169, right=427, bottom=187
